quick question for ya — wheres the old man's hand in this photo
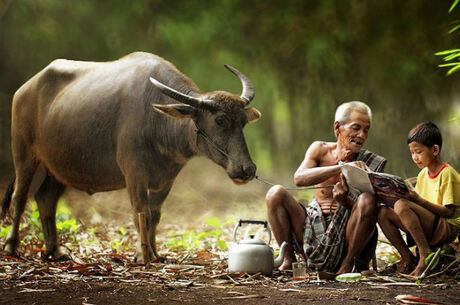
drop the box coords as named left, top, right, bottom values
left=333, top=174, right=350, bottom=207
left=351, top=160, right=371, bottom=172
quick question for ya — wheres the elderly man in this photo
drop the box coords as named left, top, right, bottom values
left=266, top=101, right=386, bottom=274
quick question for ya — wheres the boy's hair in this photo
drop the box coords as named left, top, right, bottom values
left=407, top=121, right=442, bottom=150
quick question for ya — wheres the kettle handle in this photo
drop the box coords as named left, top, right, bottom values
left=232, top=219, right=272, bottom=244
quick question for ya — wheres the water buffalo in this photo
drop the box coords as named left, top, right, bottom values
left=1, top=52, right=261, bottom=263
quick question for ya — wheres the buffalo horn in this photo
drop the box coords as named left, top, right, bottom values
left=224, top=64, right=255, bottom=104
left=149, top=77, right=213, bottom=108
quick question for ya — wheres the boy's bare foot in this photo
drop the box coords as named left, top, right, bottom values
left=409, top=253, right=430, bottom=277
left=396, top=259, right=416, bottom=274
left=409, top=263, right=425, bottom=277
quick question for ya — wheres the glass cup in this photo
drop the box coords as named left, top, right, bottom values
left=292, top=262, right=307, bottom=281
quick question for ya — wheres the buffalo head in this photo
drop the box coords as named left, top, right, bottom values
left=150, top=65, right=261, bottom=184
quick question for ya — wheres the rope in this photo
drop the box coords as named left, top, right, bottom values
left=194, top=123, right=335, bottom=190
left=195, top=124, right=342, bottom=249
left=255, top=175, right=334, bottom=191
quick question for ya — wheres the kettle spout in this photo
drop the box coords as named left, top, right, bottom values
left=273, top=241, right=287, bottom=268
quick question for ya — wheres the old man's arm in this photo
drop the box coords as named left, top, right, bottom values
left=294, top=141, right=341, bottom=187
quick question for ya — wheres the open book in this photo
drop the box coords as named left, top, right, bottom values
left=340, top=163, right=410, bottom=206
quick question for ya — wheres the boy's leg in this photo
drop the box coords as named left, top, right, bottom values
left=393, top=199, right=436, bottom=277
left=378, top=205, right=416, bottom=271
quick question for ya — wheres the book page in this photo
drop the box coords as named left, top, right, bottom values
left=340, top=163, right=374, bottom=194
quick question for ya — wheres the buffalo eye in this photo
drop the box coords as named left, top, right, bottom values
left=215, top=115, right=228, bottom=127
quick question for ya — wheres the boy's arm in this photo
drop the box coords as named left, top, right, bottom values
left=407, top=190, right=455, bottom=218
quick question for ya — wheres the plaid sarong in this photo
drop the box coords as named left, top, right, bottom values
left=303, top=149, right=386, bottom=272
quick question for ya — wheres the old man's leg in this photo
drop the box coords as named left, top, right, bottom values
left=266, top=185, right=306, bottom=270
left=337, top=192, right=377, bottom=274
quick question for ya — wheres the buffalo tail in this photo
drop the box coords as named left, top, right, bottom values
left=1, top=175, right=15, bottom=220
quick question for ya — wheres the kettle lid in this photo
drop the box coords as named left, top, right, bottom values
left=239, top=235, right=267, bottom=245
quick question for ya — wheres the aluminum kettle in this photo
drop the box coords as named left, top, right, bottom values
left=228, top=219, right=286, bottom=275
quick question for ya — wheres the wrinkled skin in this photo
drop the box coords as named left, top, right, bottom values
left=2, top=52, right=261, bottom=263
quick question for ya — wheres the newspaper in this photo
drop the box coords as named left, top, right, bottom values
left=340, top=163, right=409, bottom=206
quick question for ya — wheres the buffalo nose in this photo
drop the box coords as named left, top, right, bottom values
left=242, top=163, right=256, bottom=180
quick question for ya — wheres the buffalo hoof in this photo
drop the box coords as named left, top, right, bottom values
left=134, top=251, right=164, bottom=264
left=3, top=238, right=19, bottom=257
left=42, top=246, right=71, bottom=261
left=134, top=256, right=164, bottom=264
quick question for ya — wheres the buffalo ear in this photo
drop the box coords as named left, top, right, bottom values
left=245, top=107, right=261, bottom=124
left=152, top=104, right=197, bottom=119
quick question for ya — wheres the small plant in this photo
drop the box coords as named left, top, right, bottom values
left=12, top=199, right=81, bottom=249
left=111, top=226, right=131, bottom=251
left=165, top=217, right=232, bottom=252
left=0, top=225, right=11, bottom=239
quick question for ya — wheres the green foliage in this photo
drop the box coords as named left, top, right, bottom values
left=436, top=1, right=460, bottom=75
left=1, top=0, right=459, bottom=178
left=449, top=0, right=459, bottom=13
left=111, top=226, right=130, bottom=251
left=424, top=249, right=445, bottom=270
left=0, top=225, right=10, bottom=239
left=13, top=199, right=81, bottom=246
left=165, top=217, right=232, bottom=252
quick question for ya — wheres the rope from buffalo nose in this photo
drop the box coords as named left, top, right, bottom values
left=193, top=123, right=334, bottom=191
left=254, top=175, right=334, bottom=191
left=194, top=122, right=341, bottom=247
left=194, top=122, right=233, bottom=161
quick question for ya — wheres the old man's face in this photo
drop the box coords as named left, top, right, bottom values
left=336, top=110, right=370, bottom=153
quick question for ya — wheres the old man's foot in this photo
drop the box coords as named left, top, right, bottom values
left=278, top=260, right=294, bottom=271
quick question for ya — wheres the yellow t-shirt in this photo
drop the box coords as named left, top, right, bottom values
left=415, top=164, right=460, bottom=228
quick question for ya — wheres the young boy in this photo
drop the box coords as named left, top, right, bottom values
left=378, top=121, right=460, bottom=277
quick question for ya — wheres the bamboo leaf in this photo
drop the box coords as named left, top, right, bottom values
left=435, top=49, right=460, bottom=56
left=444, top=52, right=460, bottom=61
left=448, top=24, right=460, bottom=34
left=447, top=64, right=460, bottom=75
left=449, top=0, right=459, bottom=13
left=439, top=62, right=460, bottom=67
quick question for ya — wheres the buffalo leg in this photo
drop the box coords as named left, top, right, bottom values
left=146, top=187, right=171, bottom=260
left=126, top=180, right=154, bottom=263
left=126, top=178, right=171, bottom=263
left=34, top=175, right=68, bottom=260
left=4, top=152, right=38, bottom=255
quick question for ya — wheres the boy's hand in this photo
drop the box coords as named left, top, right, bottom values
left=404, top=189, right=421, bottom=204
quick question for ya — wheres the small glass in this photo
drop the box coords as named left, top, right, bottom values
left=292, top=262, right=307, bottom=281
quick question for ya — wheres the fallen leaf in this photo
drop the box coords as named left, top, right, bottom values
left=395, top=294, right=441, bottom=304
left=19, top=288, right=55, bottom=293
left=221, top=294, right=266, bottom=300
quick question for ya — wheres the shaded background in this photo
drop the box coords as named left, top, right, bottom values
left=0, top=0, right=459, bottom=220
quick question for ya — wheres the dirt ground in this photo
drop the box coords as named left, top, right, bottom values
left=1, top=270, right=459, bottom=305
left=1, top=253, right=459, bottom=305
left=1, top=162, right=460, bottom=304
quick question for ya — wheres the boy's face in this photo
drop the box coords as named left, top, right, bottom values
left=408, top=141, right=438, bottom=169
